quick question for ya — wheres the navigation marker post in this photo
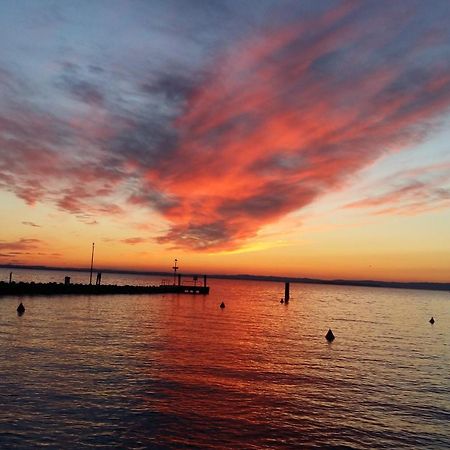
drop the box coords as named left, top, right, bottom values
left=172, top=258, right=178, bottom=286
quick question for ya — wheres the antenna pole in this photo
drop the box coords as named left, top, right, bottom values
left=89, top=242, right=95, bottom=285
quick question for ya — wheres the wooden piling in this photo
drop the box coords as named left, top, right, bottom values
left=285, top=282, right=290, bottom=302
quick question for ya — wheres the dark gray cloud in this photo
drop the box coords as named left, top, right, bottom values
left=128, top=189, right=180, bottom=213
left=157, top=220, right=234, bottom=250
left=108, top=115, right=179, bottom=167
left=63, top=78, right=104, bottom=105
left=22, top=221, right=41, bottom=227
left=141, top=71, right=197, bottom=103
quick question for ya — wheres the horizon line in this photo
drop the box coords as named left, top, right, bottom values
left=1, top=263, right=449, bottom=292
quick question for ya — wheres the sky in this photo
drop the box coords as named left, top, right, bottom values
left=0, top=0, right=449, bottom=282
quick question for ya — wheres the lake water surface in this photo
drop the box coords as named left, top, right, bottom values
left=0, top=269, right=449, bottom=449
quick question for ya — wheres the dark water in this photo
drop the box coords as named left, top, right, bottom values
left=1, top=269, right=449, bottom=449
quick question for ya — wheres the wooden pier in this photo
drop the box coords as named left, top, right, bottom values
left=0, top=279, right=209, bottom=297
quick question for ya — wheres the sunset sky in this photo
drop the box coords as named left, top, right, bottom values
left=1, top=0, right=449, bottom=282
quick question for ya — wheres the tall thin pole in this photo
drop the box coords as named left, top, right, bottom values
left=285, top=282, right=290, bottom=302
left=89, top=242, right=95, bottom=285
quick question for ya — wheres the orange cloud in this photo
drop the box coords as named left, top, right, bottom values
left=0, top=238, right=58, bottom=262
left=1, top=2, right=450, bottom=251
left=147, top=4, right=450, bottom=250
left=121, top=237, right=149, bottom=245
left=0, top=238, right=42, bottom=251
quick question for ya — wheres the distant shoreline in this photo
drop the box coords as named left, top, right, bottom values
left=1, top=264, right=449, bottom=292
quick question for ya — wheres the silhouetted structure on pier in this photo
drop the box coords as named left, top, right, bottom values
left=0, top=276, right=210, bottom=297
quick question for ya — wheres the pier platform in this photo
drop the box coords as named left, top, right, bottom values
left=0, top=281, right=210, bottom=297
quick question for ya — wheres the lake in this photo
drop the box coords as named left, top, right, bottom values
left=0, top=268, right=449, bottom=449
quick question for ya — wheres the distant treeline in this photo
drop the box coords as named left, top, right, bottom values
left=1, top=264, right=449, bottom=292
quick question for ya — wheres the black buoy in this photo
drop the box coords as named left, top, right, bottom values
left=220, top=302, right=225, bottom=309
left=325, top=328, right=335, bottom=342
left=280, top=298, right=284, bottom=304
left=429, top=317, right=435, bottom=324
left=17, top=302, right=25, bottom=316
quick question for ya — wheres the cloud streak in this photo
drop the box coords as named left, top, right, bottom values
left=345, top=163, right=450, bottom=215
left=0, top=238, right=42, bottom=251
left=22, top=221, right=41, bottom=227
left=147, top=1, right=450, bottom=249
left=121, top=237, right=149, bottom=245
left=0, top=238, right=46, bottom=261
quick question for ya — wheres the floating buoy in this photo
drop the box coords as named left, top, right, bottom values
left=280, top=298, right=284, bottom=303
left=17, top=302, right=25, bottom=316
left=220, top=302, right=225, bottom=309
left=325, top=328, right=335, bottom=342
left=429, top=317, right=435, bottom=324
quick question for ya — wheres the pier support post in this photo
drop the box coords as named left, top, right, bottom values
left=285, top=282, right=290, bottom=302
left=9, top=272, right=12, bottom=283
left=204, top=275, right=207, bottom=288
left=178, top=274, right=181, bottom=286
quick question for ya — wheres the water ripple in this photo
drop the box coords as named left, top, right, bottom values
left=1, top=273, right=449, bottom=448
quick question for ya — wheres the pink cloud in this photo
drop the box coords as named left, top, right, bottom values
left=344, top=163, right=450, bottom=215
left=146, top=5, right=450, bottom=249
left=0, top=238, right=42, bottom=251
left=0, top=238, right=44, bottom=261
left=0, top=238, right=63, bottom=262
left=1, top=2, right=450, bottom=251
left=121, top=237, right=148, bottom=245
